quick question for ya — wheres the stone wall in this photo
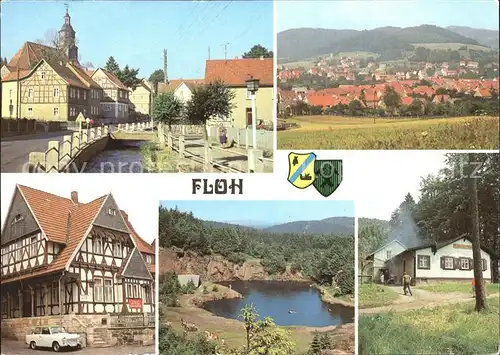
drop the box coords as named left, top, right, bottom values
left=0, top=314, right=154, bottom=347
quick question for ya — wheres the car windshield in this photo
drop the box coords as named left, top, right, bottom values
left=51, top=327, right=66, bottom=334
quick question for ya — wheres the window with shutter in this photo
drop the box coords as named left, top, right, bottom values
left=417, top=255, right=430, bottom=269
left=460, top=258, right=469, bottom=270
left=481, top=259, right=487, bottom=271
left=444, top=257, right=454, bottom=270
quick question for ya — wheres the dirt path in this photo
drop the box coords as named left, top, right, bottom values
left=360, top=286, right=499, bottom=314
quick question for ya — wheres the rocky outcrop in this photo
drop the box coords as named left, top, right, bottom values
left=159, top=247, right=308, bottom=281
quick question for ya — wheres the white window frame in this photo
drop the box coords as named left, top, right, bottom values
left=77, top=90, right=80, bottom=99
left=104, top=279, right=113, bottom=302
left=386, top=250, right=392, bottom=259
left=94, top=278, right=103, bottom=302
left=41, top=71, right=46, bottom=79
left=16, top=241, right=22, bottom=260
left=52, top=282, right=59, bottom=303
left=28, top=89, right=33, bottom=98
left=444, top=257, right=454, bottom=270
left=83, top=91, right=87, bottom=100
left=53, top=107, right=59, bottom=117
left=30, top=236, right=37, bottom=257
left=107, top=208, right=116, bottom=216
left=127, top=284, right=132, bottom=298
left=53, top=88, right=59, bottom=97
left=27, top=107, right=33, bottom=117
left=113, top=242, right=122, bottom=257
left=460, top=258, right=469, bottom=270
left=93, top=238, right=103, bottom=254
left=418, top=255, right=430, bottom=269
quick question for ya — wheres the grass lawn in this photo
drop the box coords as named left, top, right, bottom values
left=359, top=296, right=500, bottom=355
left=359, top=284, right=400, bottom=309
left=277, top=115, right=499, bottom=150
left=419, top=282, right=500, bottom=295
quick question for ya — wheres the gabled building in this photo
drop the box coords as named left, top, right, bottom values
left=365, top=235, right=495, bottom=285
left=1, top=185, right=155, bottom=319
left=91, top=68, right=130, bottom=121
left=204, top=57, right=274, bottom=128
left=129, top=80, right=152, bottom=115
left=156, top=79, right=205, bottom=104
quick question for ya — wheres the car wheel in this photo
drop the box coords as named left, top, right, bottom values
left=30, top=341, right=37, bottom=350
left=52, top=341, right=61, bottom=352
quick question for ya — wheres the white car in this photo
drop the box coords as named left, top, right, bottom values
left=25, top=326, right=82, bottom=352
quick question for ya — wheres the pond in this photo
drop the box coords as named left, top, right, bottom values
left=202, top=281, right=354, bottom=327
left=83, top=141, right=147, bottom=173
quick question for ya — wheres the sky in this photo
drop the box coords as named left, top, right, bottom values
left=1, top=174, right=156, bottom=244
left=351, top=151, right=449, bottom=220
left=277, top=0, right=499, bottom=32
left=1, top=0, right=273, bottom=79
left=160, top=200, right=355, bottom=226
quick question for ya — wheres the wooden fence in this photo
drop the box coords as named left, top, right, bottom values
left=157, top=123, right=273, bottom=173
left=27, top=122, right=153, bottom=173
left=1, top=118, right=67, bottom=137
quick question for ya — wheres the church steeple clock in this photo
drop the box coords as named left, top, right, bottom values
left=58, top=6, right=79, bottom=63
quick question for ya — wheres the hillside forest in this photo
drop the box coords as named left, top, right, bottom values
left=158, top=208, right=355, bottom=295
left=359, top=153, right=499, bottom=282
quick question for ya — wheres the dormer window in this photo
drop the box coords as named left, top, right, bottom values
left=12, top=214, right=24, bottom=224
left=107, top=208, right=116, bottom=216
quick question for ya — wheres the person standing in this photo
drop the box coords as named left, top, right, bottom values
left=471, top=278, right=476, bottom=298
left=402, top=271, right=412, bottom=296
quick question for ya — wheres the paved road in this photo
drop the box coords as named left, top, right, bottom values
left=0, top=341, right=155, bottom=355
left=1, top=132, right=71, bottom=173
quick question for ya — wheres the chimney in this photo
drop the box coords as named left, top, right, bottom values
left=70, top=191, right=78, bottom=204
left=121, top=210, right=128, bottom=222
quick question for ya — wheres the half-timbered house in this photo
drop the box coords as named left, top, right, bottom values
left=91, top=68, right=130, bottom=121
left=1, top=185, right=155, bottom=320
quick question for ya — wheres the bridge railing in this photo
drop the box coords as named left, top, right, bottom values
left=157, top=123, right=272, bottom=173
left=27, top=125, right=112, bottom=173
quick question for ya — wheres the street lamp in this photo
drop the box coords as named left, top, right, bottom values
left=245, top=76, right=260, bottom=149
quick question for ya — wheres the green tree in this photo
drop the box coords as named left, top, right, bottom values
left=242, top=44, right=273, bottom=59
left=149, top=69, right=165, bottom=85
left=104, top=56, right=120, bottom=74
left=116, top=65, right=141, bottom=89
left=151, top=92, right=184, bottom=130
left=319, top=333, right=332, bottom=349
left=239, top=304, right=295, bottom=355
left=185, top=80, right=235, bottom=140
left=383, top=86, right=402, bottom=115
left=309, top=333, right=321, bottom=354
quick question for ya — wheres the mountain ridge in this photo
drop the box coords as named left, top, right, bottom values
left=278, top=24, right=489, bottom=62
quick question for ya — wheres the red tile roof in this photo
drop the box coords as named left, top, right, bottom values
left=7, top=42, right=55, bottom=70
left=1, top=70, right=30, bottom=82
left=205, top=58, right=273, bottom=87
left=1, top=186, right=146, bottom=284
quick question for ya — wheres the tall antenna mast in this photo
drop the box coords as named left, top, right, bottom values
left=222, top=42, right=229, bottom=59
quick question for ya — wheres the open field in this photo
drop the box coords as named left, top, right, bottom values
left=419, top=282, right=500, bottom=294
left=359, top=296, right=500, bottom=355
left=163, top=283, right=354, bottom=354
left=411, top=42, right=494, bottom=51
left=359, top=284, right=400, bottom=309
left=277, top=115, right=499, bottom=149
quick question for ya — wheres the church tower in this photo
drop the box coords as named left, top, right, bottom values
left=58, top=8, right=79, bottom=62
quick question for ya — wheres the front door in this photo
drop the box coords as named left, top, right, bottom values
left=23, top=290, right=32, bottom=317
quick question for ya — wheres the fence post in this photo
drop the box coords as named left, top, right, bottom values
left=167, top=132, right=173, bottom=148
left=90, top=128, right=96, bottom=141
left=81, top=129, right=88, bottom=145
left=46, top=141, right=60, bottom=173
left=28, top=152, right=46, bottom=173
left=117, top=123, right=122, bottom=130
left=103, top=126, right=109, bottom=135
left=179, top=135, right=185, bottom=158
left=204, top=141, right=212, bottom=172
left=72, top=132, right=81, bottom=157
left=125, top=123, right=129, bottom=131
left=97, top=126, right=102, bottom=138
left=60, top=135, right=72, bottom=169
left=247, top=149, right=263, bottom=173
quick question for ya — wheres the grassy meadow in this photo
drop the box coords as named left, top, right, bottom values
left=419, top=282, right=500, bottom=295
left=359, top=296, right=500, bottom=355
left=359, top=284, right=400, bottom=309
left=277, top=115, right=499, bottom=150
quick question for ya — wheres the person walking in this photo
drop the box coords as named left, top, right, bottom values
left=402, top=271, right=412, bottom=296
left=471, top=278, right=476, bottom=298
